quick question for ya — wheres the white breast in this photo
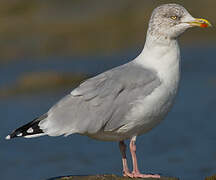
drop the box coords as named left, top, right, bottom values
left=88, top=39, right=181, bottom=141
left=117, top=39, right=181, bottom=136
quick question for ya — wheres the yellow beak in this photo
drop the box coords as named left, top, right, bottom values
left=187, top=18, right=212, bottom=28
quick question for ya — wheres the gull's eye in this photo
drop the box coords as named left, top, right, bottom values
left=171, top=16, right=177, bottom=20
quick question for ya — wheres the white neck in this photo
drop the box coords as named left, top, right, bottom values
left=134, top=33, right=180, bottom=81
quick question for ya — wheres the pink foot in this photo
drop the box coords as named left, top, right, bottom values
left=132, top=172, right=160, bottom=178
left=124, top=171, right=160, bottom=178
left=123, top=171, right=134, bottom=178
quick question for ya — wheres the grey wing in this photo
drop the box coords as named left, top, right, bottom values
left=39, top=62, right=161, bottom=136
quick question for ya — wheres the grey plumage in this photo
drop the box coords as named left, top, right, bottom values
left=6, top=3, right=210, bottom=142
left=5, top=3, right=211, bottom=178
left=39, top=61, right=161, bottom=139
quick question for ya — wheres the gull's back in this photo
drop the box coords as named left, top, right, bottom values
left=38, top=61, right=161, bottom=141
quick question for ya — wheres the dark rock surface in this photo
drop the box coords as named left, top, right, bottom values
left=205, top=174, right=216, bottom=180
left=48, top=174, right=179, bottom=180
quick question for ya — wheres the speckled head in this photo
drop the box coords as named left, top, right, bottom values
left=148, top=4, right=211, bottom=39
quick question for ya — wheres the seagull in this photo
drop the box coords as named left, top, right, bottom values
left=6, top=3, right=211, bottom=178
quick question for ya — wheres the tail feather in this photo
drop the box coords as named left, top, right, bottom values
left=5, top=114, right=48, bottom=140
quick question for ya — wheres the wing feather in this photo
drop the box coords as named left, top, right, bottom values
left=39, top=62, right=161, bottom=136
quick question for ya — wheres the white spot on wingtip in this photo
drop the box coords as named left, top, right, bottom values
left=5, top=135, right=11, bottom=140
left=17, top=133, right=22, bottom=137
left=27, top=127, right=34, bottom=133
left=24, top=133, right=46, bottom=138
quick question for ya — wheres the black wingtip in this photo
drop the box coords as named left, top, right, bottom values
left=5, top=114, right=47, bottom=140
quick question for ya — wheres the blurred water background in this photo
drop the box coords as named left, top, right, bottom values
left=0, top=1, right=216, bottom=180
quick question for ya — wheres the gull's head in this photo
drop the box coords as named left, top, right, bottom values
left=148, top=4, right=211, bottom=39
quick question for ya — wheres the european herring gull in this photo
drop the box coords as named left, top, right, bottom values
left=6, top=3, right=211, bottom=178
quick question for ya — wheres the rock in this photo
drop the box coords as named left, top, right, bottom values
left=205, top=174, right=216, bottom=180
left=48, top=174, right=179, bottom=180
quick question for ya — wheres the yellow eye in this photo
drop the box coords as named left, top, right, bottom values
left=171, top=16, right=177, bottom=20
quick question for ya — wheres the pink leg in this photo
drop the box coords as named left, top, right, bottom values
left=119, top=141, right=133, bottom=177
left=129, top=137, right=160, bottom=178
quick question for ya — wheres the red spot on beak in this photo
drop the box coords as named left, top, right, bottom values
left=200, top=23, right=209, bottom=28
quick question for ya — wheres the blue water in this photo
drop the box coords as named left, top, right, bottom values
left=1, top=46, right=216, bottom=180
